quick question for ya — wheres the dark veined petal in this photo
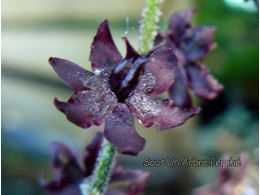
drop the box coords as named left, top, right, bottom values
left=169, top=63, right=192, bottom=108
left=104, top=103, right=145, bottom=155
left=40, top=142, right=84, bottom=194
left=84, top=132, right=103, bottom=176
left=49, top=57, right=107, bottom=90
left=54, top=88, right=118, bottom=128
left=105, top=168, right=150, bottom=195
left=185, top=63, right=224, bottom=100
left=141, top=48, right=177, bottom=95
left=180, top=26, right=216, bottom=61
left=90, top=20, right=123, bottom=79
left=126, top=91, right=200, bottom=131
left=167, top=9, right=196, bottom=43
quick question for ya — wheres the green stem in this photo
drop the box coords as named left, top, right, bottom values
left=138, top=0, right=163, bottom=53
left=80, top=138, right=115, bottom=195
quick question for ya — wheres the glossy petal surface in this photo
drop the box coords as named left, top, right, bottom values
left=54, top=88, right=117, bottom=128
left=104, top=103, right=145, bottom=155
left=181, top=26, right=216, bottom=61
left=126, top=91, right=200, bottom=130
left=90, top=20, right=123, bottom=79
left=185, top=63, right=223, bottom=100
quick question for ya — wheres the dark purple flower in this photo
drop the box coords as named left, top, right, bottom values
left=50, top=20, right=200, bottom=155
left=41, top=133, right=150, bottom=195
left=156, top=9, right=224, bottom=108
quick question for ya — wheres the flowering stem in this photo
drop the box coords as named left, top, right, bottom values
left=80, top=138, right=115, bottom=195
left=80, top=0, right=163, bottom=194
left=138, top=0, right=163, bottom=53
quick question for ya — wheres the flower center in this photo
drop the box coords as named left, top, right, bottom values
left=109, top=57, right=148, bottom=102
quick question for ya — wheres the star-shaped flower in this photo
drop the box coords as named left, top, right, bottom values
left=50, top=20, right=200, bottom=155
left=156, top=9, right=224, bottom=108
left=40, top=133, right=150, bottom=195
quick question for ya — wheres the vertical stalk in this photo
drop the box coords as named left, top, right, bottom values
left=80, top=138, right=115, bottom=195
left=139, top=0, right=163, bottom=53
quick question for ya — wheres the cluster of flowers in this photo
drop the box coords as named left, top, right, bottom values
left=41, top=133, right=149, bottom=195
left=44, top=9, right=223, bottom=194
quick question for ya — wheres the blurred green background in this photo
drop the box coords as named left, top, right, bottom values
left=2, top=0, right=259, bottom=194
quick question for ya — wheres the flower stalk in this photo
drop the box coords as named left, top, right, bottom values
left=80, top=138, right=115, bottom=195
left=139, top=0, right=163, bottom=53
left=80, top=0, right=163, bottom=194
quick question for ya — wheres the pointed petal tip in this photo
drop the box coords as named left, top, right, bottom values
left=48, top=57, right=66, bottom=66
left=191, top=106, right=201, bottom=115
left=122, top=35, right=127, bottom=42
left=122, top=36, right=139, bottom=58
left=90, top=19, right=122, bottom=78
left=54, top=97, right=65, bottom=111
left=48, top=57, right=59, bottom=66
left=205, top=26, right=217, bottom=37
left=99, top=19, right=109, bottom=28
left=48, top=57, right=54, bottom=63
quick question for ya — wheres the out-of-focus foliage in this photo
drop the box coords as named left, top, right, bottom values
left=196, top=0, right=258, bottom=107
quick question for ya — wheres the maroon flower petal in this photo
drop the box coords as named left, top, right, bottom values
left=84, top=132, right=103, bottom=176
left=126, top=91, right=200, bottom=131
left=123, top=36, right=140, bottom=60
left=181, top=26, right=216, bottom=61
left=104, top=103, right=145, bottom=155
left=185, top=63, right=224, bottom=100
left=141, top=48, right=177, bottom=95
left=167, top=9, right=196, bottom=43
left=49, top=57, right=107, bottom=90
left=50, top=142, right=84, bottom=181
left=169, top=62, right=192, bottom=108
left=54, top=88, right=117, bottom=128
left=106, top=168, right=150, bottom=195
left=40, top=142, right=84, bottom=194
left=90, top=20, right=123, bottom=79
